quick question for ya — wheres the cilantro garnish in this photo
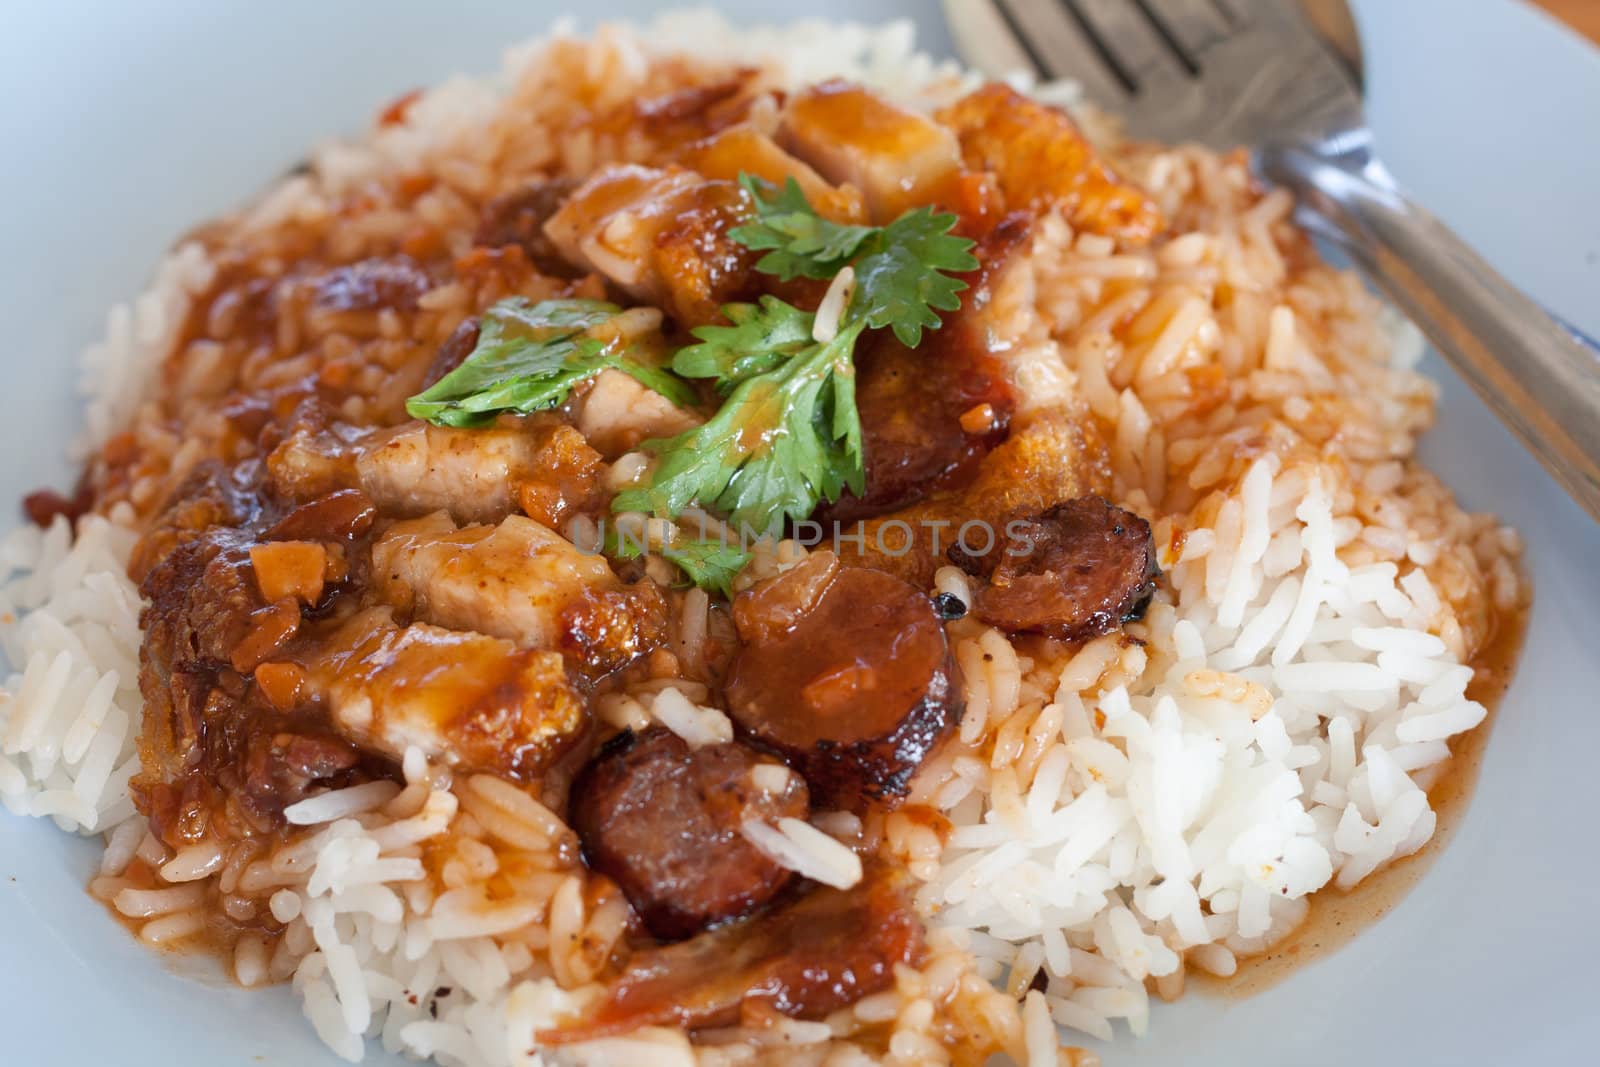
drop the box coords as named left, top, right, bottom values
left=616, top=174, right=977, bottom=534
left=604, top=524, right=753, bottom=599
left=409, top=172, right=979, bottom=591
left=405, top=298, right=694, bottom=427
left=727, top=174, right=878, bottom=282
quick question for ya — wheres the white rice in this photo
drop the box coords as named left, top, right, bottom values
left=740, top=816, right=864, bottom=890
left=919, top=459, right=1502, bottom=1039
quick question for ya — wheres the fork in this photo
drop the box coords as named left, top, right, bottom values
left=944, top=0, right=1600, bottom=523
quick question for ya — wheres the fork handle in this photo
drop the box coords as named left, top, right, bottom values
left=1256, top=143, right=1600, bottom=523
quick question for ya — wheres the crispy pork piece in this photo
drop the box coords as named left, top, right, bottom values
left=371, top=511, right=665, bottom=675
left=778, top=80, right=962, bottom=221
left=676, top=123, right=865, bottom=222
left=541, top=164, right=761, bottom=327
left=834, top=412, right=1113, bottom=589
left=935, top=83, right=1162, bottom=243
left=309, top=608, right=586, bottom=780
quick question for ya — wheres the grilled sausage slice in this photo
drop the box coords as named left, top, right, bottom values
left=725, top=556, right=960, bottom=810
left=569, top=727, right=809, bottom=941
left=953, top=496, right=1158, bottom=641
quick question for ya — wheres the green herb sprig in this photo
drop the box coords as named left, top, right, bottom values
left=405, top=173, right=979, bottom=590
left=405, top=298, right=693, bottom=427
left=615, top=175, right=978, bottom=533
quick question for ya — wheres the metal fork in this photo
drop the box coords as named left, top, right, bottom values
left=945, top=0, right=1600, bottom=524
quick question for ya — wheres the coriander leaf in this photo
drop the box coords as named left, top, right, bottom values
left=613, top=361, right=697, bottom=408
left=659, top=537, right=752, bottom=599
left=406, top=297, right=694, bottom=426
left=488, top=297, right=620, bottom=335
left=614, top=320, right=866, bottom=536
left=671, top=296, right=817, bottom=392
left=602, top=524, right=751, bottom=598
left=849, top=206, right=979, bottom=347
left=728, top=175, right=877, bottom=282
left=627, top=176, right=977, bottom=536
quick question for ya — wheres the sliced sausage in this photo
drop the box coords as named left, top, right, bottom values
left=953, top=496, right=1158, bottom=641
left=545, top=862, right=923, bottom=1041
left=570, top=727, right=808, bottom=941
left=420, top=317, right=481, bottom=390
left=725, top=559, right=960, bottom=810
left=265, top=488, right=377, bottom=542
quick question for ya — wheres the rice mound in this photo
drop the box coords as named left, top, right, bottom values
left=0, top=10, right=1524, bottom=1067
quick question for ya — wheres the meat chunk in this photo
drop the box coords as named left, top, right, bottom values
left=473, top=177, right=583, bottom=275
left=354, top=419, right=600, bottom=526
left=137, top=529, right=266, bottom=785
left=570, top=727, right=809, bottom=940
left=276, top=416, right=602, bottom=526
left=264, top=488, right=377, bottom=542
left=355, top=421, right=535, bottom=524
left=238, top=731, right=363, bottom=824
left=546, top=863, right=923, bottom=1041
left=813, top=214, right=1039, bottom=526
left=676, top=124, right=865, bottom=223
left=778, top=80, right=962, bottom=221
left=308, top=608, right=586, bottom=779
left=513, top=423, right=604, bottom=528
left=311, top=255, right=433, bottom=313
left=835, top=412, right=1112, bottom=588
left=571, top=368, right=700, bottom=459
left=953, top=496, right=1158, bottom=641
left=725, top=559, right=959, bottom=810
left=265, top=415, right=367, bottom=503
left=542, top=165, right=760, bottom=327
left=935, top=84, right=1162, bottom=243
left=371, top=512, right=665, bottom=675
left=129, top=461, right=263, bottom=584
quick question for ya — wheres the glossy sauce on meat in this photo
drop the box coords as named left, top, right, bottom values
left=545, top=863, right=924, bottom=1041
left=570, top=727, right=808, bottom=940
left=953, top=496, right=1159, bottom=641
left=725, top=555, right=960, bottom=810
left=816, top=215, right=1029, bottom=525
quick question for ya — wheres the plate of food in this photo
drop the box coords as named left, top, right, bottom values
left=2, top=1, right=1597, bottom=1065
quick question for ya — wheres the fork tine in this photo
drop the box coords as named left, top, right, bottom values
left=941, top=0, right=1044, bottom=80
left=1070, top=0, right=1195, bottom=92
left=987, top=0, right=1135, bottom=104
left=1140, top=0, right=1234, bottom=65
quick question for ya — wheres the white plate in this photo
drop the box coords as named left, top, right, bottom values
left=2, top=2, right=1597, bottom=1063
